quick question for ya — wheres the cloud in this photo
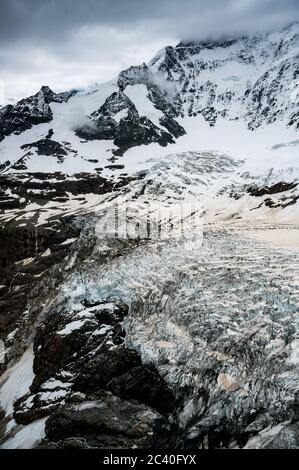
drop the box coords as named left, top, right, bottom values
left=0, top=24, right=172, bottom=101
left=149, top=72, right=177, bottom=98
left=0, top=0, right=298, bottom=101
left=0, top=0, right=298, bottom=42
left=61, top=104, right=95, bottom=133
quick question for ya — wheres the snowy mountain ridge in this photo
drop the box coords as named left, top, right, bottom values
left=0, top=23, right=297, bottom=229
left=0, top=23, right=297, bottom=230
left=0, top=22, right=298, bottom=172
left=148, top=21, right=299, bottom=129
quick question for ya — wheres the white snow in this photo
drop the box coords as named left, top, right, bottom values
left=57, top=319, right=88, bottom=336
left=60, top=237, right=78, bottom=246
left=0, top=418, right=46, bottom=449
left=41, top=379, right=72, bottom=390
left=125, top=84, right=164, bottom=127
left=37, top=389, right=68, bottom=402
left=75, top=401, right=106, bottom=412
left=0, top=347, right=35, bottom=417
left=95, top=325, right=112, bottom=335
left=113, top=108, right=128, bottom=122
left=92, top=302, right=116, bottom=311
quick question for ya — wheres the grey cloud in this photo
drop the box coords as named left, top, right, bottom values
left=0, top=0, right=298, bottom=101
left=0, top=0, right=298, bottom=42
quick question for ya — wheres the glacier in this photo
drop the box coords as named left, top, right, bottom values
left=0, top=22, right=298, bottom=449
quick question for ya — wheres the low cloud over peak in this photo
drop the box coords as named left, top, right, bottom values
left=0, top=0, right=298, bottom=101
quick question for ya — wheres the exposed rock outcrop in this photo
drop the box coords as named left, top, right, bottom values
left=75, top=90, right=183, bottom=155
left=11, top=299, right=175, bottom=448
left=0, top=86, right=76, bottom=143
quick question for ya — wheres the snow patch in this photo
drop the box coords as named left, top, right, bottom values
left=0, top=347, right=35, bottom=417
left=0, top=418, right=46, bottom=449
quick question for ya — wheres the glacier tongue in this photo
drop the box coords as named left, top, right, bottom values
left=0, top=147, right=298, bottom=448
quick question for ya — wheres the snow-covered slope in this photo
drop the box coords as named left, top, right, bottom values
left=0, top=23, right=298, bottom=228
left=150, top=23, right=299, bottom=127
left=0, top=22, right=297, bottom=176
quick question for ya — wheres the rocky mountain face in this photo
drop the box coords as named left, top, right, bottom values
left=76, top=21, right=299, bottom=139
left=0, top=23, right=298, bottom=449
left=73, top=22, right=299, bottom=150
left=13, top=298, right=175, bottom=449
left=0, top=86, right=76, bottom=144
left=0, top=23, right=297, bottom=163
left=0, top=23, right=297, bottom=175
left=148, top=23, right=299, bottom=129
left=75, top=90, right=185, bottom=155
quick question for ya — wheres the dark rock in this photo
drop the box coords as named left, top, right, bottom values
left=75, top=91, right=176, bottom=155
left=0, top=217, right=81, bottom=340
left=0, top=86, right=76, bottom=143
left=114, top=115, right=174, bottom=155
left=21, top=139, right=68, bottom=157
left=74, top=346, right=142, bottom=394
left=41, top=393, right=171, bottom=449
left=0, top=170, right=138, bottom=206
left=118, top=64, right=150, bottom=91
left=45, top=129, right=54, bottom=139
left=105, top=164, right=125, bottom=170
left=107, top=366, right=175, bottom=414
left=0, top=161, right=10, bottom=173
left=159, top=115, right=186, bottom=138
left=11, top=297, right=175, bottom=449
left=247, top=181, right=297, bottom=197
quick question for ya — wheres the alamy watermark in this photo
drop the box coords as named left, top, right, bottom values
left=95, top=198, right=204, bottom=244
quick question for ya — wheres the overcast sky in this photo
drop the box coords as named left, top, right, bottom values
left=0, top=0, right=298, bottom=102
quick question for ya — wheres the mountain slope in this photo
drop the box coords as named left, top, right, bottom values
left=0, top=23, right=298, bottom=450
left=149, top=22, right=299, bottom=128
left=0, top=23, right=298, bottom=174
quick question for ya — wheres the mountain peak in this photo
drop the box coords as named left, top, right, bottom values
left=40, top=85, right=53, bottom=93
